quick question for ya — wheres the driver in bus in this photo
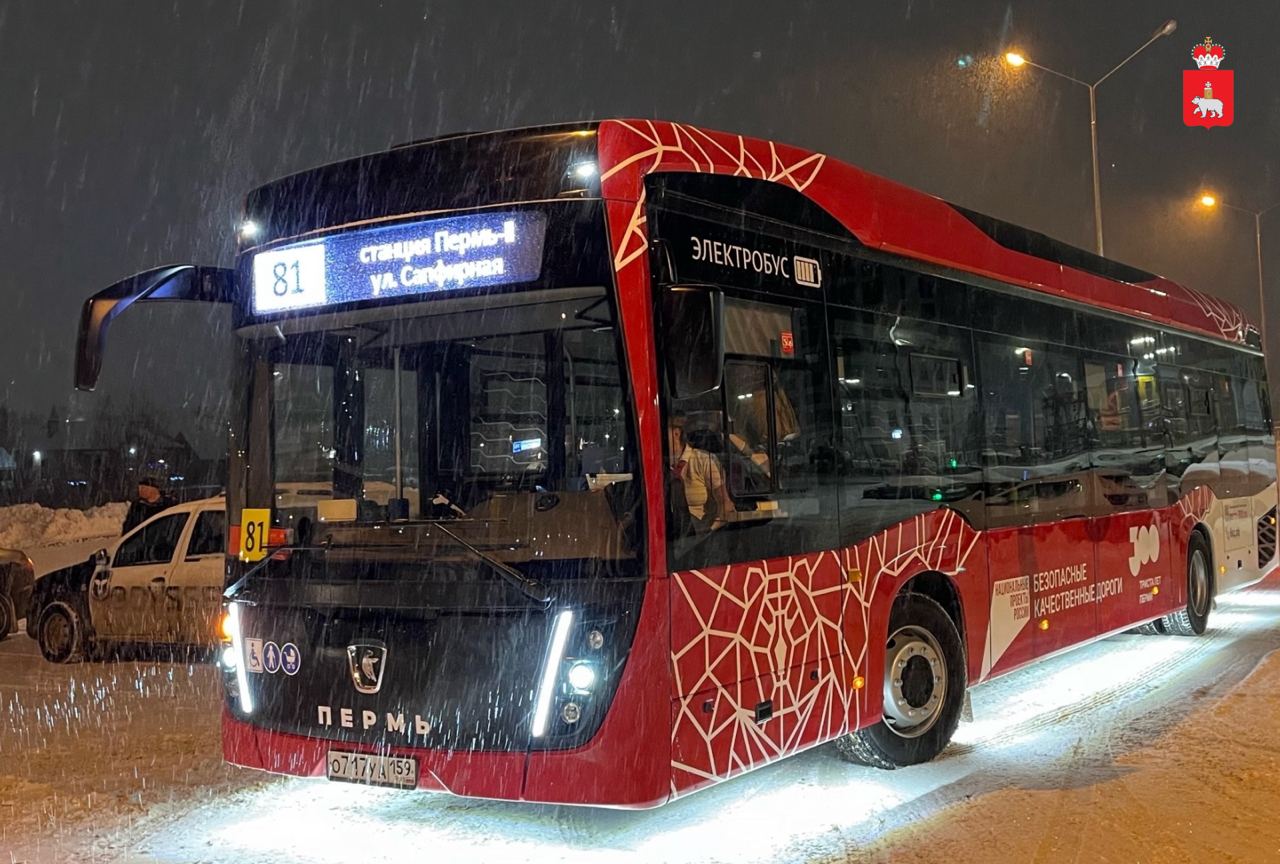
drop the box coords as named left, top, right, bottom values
left=668, top=413, right=734, bottom=534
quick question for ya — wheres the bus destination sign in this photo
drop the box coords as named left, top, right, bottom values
left=251, top=210, right=548, bottom=314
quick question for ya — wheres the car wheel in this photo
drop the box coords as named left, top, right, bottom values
left=37, top=603, right=82, bottom=664
left=836, top=592, right=966, bottom=769
left=0, top=594, right=13, bottom=639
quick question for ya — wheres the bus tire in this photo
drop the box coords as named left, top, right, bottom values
left=0, top=594, right=13, bottom=639
left=836, top=592, right=965, bottom=770
left=1161, top=533, right=1212, bottom=637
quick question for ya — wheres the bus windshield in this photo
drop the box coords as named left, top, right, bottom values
left=236, top=285, right=640, bottom=565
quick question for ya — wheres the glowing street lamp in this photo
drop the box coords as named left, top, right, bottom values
left=1003, top=19, right=1177, bottom=257
left=1197, top=192, right=1280, bottom=352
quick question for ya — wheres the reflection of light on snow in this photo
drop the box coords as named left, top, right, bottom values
left=205, top=770, right=909, bottom=864
left=633, top=777, right=904, bottom=862
left=956, top=586, right=1280, bottom=748
left=1218, top=589, right=1280, bottom=611
left=955, top=635, right=1204, bottom=746
left=962, top=640, right=1187, bottom=747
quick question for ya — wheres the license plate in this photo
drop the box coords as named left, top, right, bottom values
left=325, top=750, right=418, bottom=789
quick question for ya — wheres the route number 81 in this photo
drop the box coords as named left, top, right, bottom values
left=272, top=260, right=303, bottom=296
left=240, top=508, right=271, bottom=562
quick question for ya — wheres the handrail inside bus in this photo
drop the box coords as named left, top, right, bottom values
left=75, top=264, right=234, bottom=391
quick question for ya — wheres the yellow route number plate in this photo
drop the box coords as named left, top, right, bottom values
left=239, top=508, right=272, bottom=562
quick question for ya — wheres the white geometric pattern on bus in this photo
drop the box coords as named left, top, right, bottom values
left=602, top=119, right=826, bottom=274
left=669, top=509, right=980, bottom=794
left=1181, top=284, right=1249, bottom=344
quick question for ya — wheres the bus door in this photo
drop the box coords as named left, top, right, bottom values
left=1082, top=355, right=1172, bottom=631
left=1240, top=362, right=1278, bottom=575
left=660, top=286, right=842, bottom=781
left=1216, top=367, right=1272, bottom=588
left=976, top=336, right=1096, bottom=670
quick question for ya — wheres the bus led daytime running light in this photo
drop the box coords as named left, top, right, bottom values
left=531, top=610, right=574, bottom=737
left=227, top=603, right=254, bottom=715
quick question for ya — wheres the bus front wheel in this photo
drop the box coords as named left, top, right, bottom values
left=836, top=592, right=966, bottom=770
left=1161, top=533, right=1212, bottom=637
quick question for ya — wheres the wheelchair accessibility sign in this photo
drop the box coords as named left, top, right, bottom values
left=245, top=638, right=265, bottom=673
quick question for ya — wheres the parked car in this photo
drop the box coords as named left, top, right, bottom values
left=27, top=497, right=226, bottom=663
left=0, top=548, right=36, bottom=638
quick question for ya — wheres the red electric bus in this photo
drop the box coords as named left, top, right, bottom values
left=75, top=119, right=1276, bottom=807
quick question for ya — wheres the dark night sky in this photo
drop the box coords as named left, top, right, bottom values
left=2, top=0, right=1279, bottom=447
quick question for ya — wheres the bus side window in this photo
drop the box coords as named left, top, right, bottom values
left=830, top=307, right=983, bottom=544
left=976, top=335, right=1090, bottom=528
left=665, top=297, right=837, bottom=570
left=1082, top=355, right=1164, bottom=515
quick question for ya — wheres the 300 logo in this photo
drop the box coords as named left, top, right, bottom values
left=1128, top=523, right=1160, bottom=576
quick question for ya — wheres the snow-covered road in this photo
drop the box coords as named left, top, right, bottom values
left=3, top=578, right=1280, bottom=863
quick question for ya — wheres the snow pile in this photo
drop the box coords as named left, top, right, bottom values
left=0, top=501, right=126, bottom=550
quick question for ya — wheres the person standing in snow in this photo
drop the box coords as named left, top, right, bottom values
left=121, top=477, right=176, bottom=535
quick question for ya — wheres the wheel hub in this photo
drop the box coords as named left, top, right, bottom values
left=882, top=625, right=946, bottom=739
left=44, top=614, right=71, bottom=655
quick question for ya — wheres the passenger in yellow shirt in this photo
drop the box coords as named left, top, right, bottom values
left=667, top=414, right=734, bottom=534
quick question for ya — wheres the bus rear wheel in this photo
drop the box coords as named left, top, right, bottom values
left=836, top=592, right=965, bottom=770
left=1161, top=533, right=1212, bottom=637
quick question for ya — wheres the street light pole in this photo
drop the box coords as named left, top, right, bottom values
left=1005, top=19, right=1177, bottom=257
left=1200, top=196, right=1280, bottom=353
left=1256, top=211, right=1265, bottom=353
left=1088, top=84, right=1102, bottom=255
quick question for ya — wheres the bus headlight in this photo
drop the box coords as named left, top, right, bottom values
left=567, top=661, right=596, bottom=693
left=221, top=644, right=240, bottom=670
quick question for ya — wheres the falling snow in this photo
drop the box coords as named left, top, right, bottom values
left=3, top=4, right=1280, bottom=862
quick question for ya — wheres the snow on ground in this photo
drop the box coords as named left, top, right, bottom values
left=3, top=583, right=1280, bottom=863
left=0, top=636, right=256, bottom=863
left=0, top=502, right=126, bottom=553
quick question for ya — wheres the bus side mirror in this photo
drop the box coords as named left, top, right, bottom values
left=75, top=265, right=234, bottom=391
left=663, top=286, right=724, bottom=398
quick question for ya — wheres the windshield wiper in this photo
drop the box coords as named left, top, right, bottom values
left=222, top=523, right=553, bottom=608
left=223, top=541, right=327, bottom=600
left=429, top=521, right=553, bottom=607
